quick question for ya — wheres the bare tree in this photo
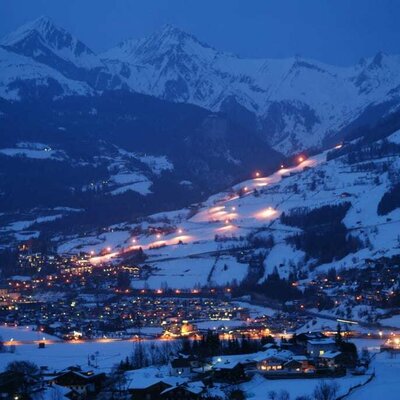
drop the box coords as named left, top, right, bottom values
left=313, top=380, right=339, bottom=400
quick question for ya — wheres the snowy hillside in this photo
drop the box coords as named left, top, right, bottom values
left=58, top=132, right=400, bottom=292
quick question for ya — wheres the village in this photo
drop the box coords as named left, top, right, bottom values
left=1, top=319, right=399, bottom=399
left=0, top=246, right=399, bottom=399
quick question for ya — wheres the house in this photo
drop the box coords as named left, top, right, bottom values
left=169, top=357, right=192, bottom=377
left=307, top=338, right=337, bottom=358
left=318, top=351, right=344, bottom=369
left=213, top=361, right=246, bottom=383
left=257, top=356, right=285, bottom=372
left=296, top=332, right=327, bottom=347
left=0, top=371, right=22, bottom=398
left=50, top=369, right=105, bottom=398
left=283, top=356, right=316, bottom=373
left=129, top=381, right=172, bottom=400
left=160, top=384, right=203, bottom=400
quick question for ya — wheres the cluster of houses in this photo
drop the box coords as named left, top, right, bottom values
left=0, top=331, right=358, bottom=399
left=0, top=367, right=106, bottom=400
left=121, top=332, right=354, bottom=399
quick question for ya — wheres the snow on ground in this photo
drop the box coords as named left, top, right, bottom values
left=110, top=171, right=153, bottom=195
left=131, top=257, right=216, bottom=289
left=262, top=243, right=305, bottom=280
left=111, top=180, right=153, bottom=195
left=116, top=148, right=173, bottom=175
left=195, top=320, right=248, bottom=330
left=137, top=154, right=173, bottom=175
left=2, top=215, right=63, bottom=233
left=0, top=325, right=57, bottom=342
left=232, top=301, right=276, bottom=318
left=210, top=256, right=249, bottom=286
left=241, top=372, right=370, bottom=399
left=0, top=340, right=135, bottom=372
left=348, top=351, right=400, bottom=400
left=0, top=148, right=64, bottom=160
left=379, top=315, right=400, bottom=328
left=387, top=129, right=400, bottom=144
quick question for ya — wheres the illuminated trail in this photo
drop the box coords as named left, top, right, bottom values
left=89, top=150, right=328, bottom=264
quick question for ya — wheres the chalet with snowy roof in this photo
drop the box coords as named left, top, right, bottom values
left=212, top=360, right=246, bottom=383
left=284, top=356, right=316, bottom=373
left=307, top=338, right=337, bottom=358
left=296, top=331, right=327, bottom=347
left=160, top=383, right=204, bottom=399
left=256, top=355, right=286, bottom=372
left=50, top=369, right=105, bottom=398
left=129, top=380, right=172, bottom=400
left=318, top=351, right=345, bottom=369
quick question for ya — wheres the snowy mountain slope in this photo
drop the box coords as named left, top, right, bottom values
left=0, top=46, right=94, bottom=100
left=102, top=25, right=400, bottom=154
left=0, top=16, right=120, bottom=97
left=57, top=135, right=400, bottom=290
left=1, top=16, right=101, bottom=69
left=1, top=18, right=400, bottom=155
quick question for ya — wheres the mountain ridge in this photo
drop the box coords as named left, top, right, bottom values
left=1, top=18, right=400, bottom=155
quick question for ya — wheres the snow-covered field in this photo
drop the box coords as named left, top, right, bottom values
left=0, top=325, right=57, bottom=342
left=242, top=373, right=370, bottom=399
left=379, top=315, right=400, bottom=329
left=348, top=351, right=400, bottom=400
left=0, top=340, right=136, bottom=372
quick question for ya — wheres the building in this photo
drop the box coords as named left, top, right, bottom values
left=169, top=358, right=192, bottom=377
left=257, top=356, right=285, bottom=372
left=307, top=338, right=337, bottom=358
left=318, top=351, right=344, bottom=369
left=50, top=369, right=105, bottom=398
left=283, top=356, right=316, bottom=373
left=160, top=384, right=203, bottom=400
left=129, top=381, right=171, bottom=400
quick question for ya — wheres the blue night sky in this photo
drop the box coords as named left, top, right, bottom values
left=0, top=0, right=399, bottom=65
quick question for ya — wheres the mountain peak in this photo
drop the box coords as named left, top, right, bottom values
left=1, top=16, right=61, bottom=47
left=146, top=23, right=214, bottom=53
left=103, top=23, right=219, bottom=66
left=155, top=24, right=203, bottom=43
left=0, top=16, right=101, bottom=70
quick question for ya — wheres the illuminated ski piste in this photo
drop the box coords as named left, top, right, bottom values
left=88, top=151, right=327, bottom=265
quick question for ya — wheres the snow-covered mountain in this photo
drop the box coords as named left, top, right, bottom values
left=1, top=18, right=400, bottom=155
left=0, top=45, right=94, bottom=100
left=0, top=16, right=121, bottom=98
left=102, top=25, right=400, bottom=155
